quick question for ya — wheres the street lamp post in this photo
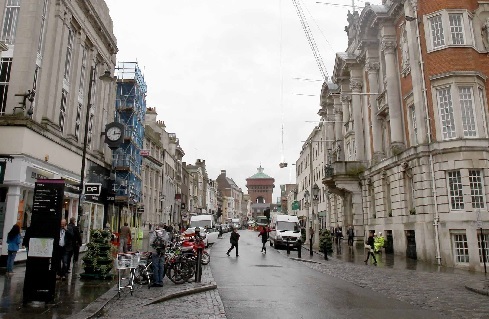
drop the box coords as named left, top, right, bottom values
left=77, top=66, right=114, bottom=224
left=312, top=183, right=320, bottom=254
left=304, top=190, right=312, bottom=256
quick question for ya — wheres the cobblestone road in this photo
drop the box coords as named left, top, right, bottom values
left=99, top=262, right=226, bottom=319
left=280, top=249, right=489, bottom=319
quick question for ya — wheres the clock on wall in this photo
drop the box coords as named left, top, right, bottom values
left=104, top=122, right=124, bottom=149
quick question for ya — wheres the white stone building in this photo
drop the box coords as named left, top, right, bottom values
left=299, top=0, right=489, bottom=272
left=0, top=0, right=117, bottom=260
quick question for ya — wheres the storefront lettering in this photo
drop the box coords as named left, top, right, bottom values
left=31, top=171, right=49, bottom=180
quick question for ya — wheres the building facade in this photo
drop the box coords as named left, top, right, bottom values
left=0, top=0, right=117, bottom=260
left=112, top=62, right=146, bottom=231
left=245, top=166, right=275, bottom=221
left=313, top=0, right=489, bottom=271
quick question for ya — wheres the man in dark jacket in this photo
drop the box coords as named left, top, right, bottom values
left=67, top=217, right=82, bottom=272
left=57, top=218, right=74, bottom=279
left=258, top=226, right=270, bottom=254
left=226, top=228, right=240, bottom=257
left=364, top=232, right=377, bottom=265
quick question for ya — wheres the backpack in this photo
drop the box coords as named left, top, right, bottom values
left=151, top=231, right=166, bottom=254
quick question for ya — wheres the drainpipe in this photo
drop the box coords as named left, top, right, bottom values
left=412, top=3, right=442, bottom=265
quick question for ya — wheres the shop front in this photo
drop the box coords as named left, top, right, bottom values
left=0, top=156, right=81, bottom=263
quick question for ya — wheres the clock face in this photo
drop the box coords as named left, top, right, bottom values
left=106, top=126, right=122, bottom=141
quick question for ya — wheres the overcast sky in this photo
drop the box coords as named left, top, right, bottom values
left=104, top=0, right=383, bottom=201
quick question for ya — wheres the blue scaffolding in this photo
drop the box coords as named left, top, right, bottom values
left=113, top=62, right=147, bottom=213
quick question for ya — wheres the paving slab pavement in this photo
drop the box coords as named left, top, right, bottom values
left=95, top=263, right=226, bottom=319
left=276, top=243, right=489, bottom=319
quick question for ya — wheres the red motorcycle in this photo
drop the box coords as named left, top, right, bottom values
left=181, top=238, right=210, bottom=265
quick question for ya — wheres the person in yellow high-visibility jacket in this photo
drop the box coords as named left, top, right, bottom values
left=374, top=232, right=385, bottom=253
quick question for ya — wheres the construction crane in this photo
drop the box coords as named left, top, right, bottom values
left=291, top=0, right=329, bottom=81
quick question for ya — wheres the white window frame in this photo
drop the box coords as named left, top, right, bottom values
left=477, top=230, right=489, bottom=263
left=468, top=170, right=485, bottom=209
left=458, top=86, right=477, bottom=137
left=432, top=79, right=487, bottom=141
left=447, top=170, right=464, bottom=210
left=436, top=86, right=456, bottom=140
left=0, top=57, right=12, bottom=115
left=424, top=10, right=474, bottom=52
left=452, top=232, right=469, bottom=263
left=37, top=0, right=49, bottom=56
left=63, top=28, right=74, bottom=82
left=1, top=0, right=20, bottom=45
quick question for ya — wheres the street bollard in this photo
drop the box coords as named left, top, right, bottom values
left=287, top=238, right=290, bottom=255
left=309, top=238, right=313, bottom=256
left=298, top=239, right=302, bottom=258
left=195, top=248, right=203, bottom=283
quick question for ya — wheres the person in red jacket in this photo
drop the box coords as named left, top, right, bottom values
left=258, top=226, right=270, bottom=254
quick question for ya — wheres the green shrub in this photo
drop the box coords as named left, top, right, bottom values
left=319, top=228, right=333, bottom=255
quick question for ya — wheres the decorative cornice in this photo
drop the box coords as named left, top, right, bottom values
left=341, top=95, right=352, bottom=103
left=350, top=80, right=363, bottom=92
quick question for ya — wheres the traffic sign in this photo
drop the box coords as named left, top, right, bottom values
left=292, top=201, right=300, bottom=210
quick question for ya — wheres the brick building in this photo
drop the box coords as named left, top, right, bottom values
left=312, top=0, right=489, bottom=271
left=246, top=166, right=275, bottom=220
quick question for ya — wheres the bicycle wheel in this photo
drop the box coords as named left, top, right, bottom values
left=167, top=261, right=192, bottom=284
left=134, top=265, right=146, bottom=284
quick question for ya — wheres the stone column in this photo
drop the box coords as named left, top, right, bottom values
left=341, top=94, right=351, bottom=160
left=382, top=40, right=405, bottom=153
left=404, top=3, right=427, bottom=144
left=350, top=79, right=365, bottom=161
left=334, top=96, right=344, bottom=161
left=366, top=61, right=384, bottom=162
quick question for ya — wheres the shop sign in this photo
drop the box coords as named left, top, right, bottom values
left=84, top=183, right=102, bottom=196
left=64, top=183, right=81, bottom=194
left=26, top=166, right=53, bottom=184
left=140, top=149, right=150, bottom=156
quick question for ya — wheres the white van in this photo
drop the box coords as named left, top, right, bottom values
left=269, top=215, right=301, bottom=249
left=186, top=214, right=219, bottom=246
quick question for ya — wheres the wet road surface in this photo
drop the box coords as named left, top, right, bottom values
left=211, top=229, right=443, bottom=319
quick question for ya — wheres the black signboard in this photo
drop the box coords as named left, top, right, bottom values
left=0, top=162, right=5, bottom=184
left=181, top=203, right=186, bottom=210
left=23, top=179, right=64, bottom=304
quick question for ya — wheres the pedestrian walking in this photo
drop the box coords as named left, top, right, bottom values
left=57, top=219, right=74, bottom=279
left=364, top=232, right=377, bottom=265
left=149, top=223, right=152, bottom=231
left=218, top=225, right=223, bottom=239
left=149, top=222, right=169, bottom=287
left=347, top=225, right=354, bottom=247
left=226, top=228, right=240, bottom=257
left=67, top=217, right=82, bottom=272
left=258, top=225, right=270, bottom=254
left=374, top=232, right=385, bottom=254
left=119, top=222, right=131, bottom=253
left=6, top=224, right=22, bottom=276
